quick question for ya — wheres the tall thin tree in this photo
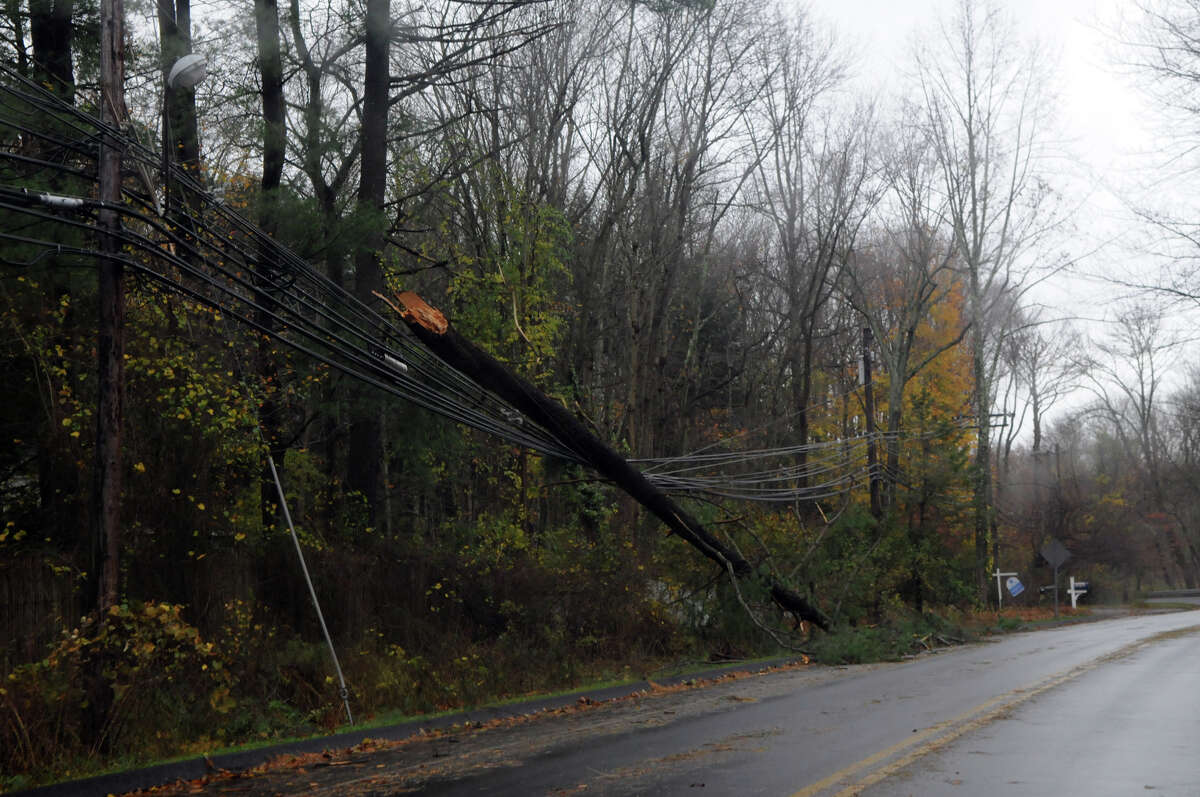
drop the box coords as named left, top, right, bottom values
left=347, top=0, right=391, bottom=523
left=914, top=0, right=1055, bottom=599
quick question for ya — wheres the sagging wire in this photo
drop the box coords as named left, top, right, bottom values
left=0, top=70, right=585, bottom=462
left=0, top=63, right=972, bottom=506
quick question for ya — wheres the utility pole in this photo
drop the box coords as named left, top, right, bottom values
left=95, top=0, right=126, bottom=614
left=862, top=327, right=881, bottom=519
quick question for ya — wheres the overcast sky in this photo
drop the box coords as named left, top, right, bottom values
left=814, top=1, right=1193, bottom=295
left=805, top=0, right=1200, bottom=418
left=810, top=0, right=1148, bottom=164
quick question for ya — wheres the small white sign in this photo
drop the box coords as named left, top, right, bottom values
left=1006, top=576, right=1025, bottom=597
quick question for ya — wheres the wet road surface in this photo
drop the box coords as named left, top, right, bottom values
left=416, top=610, right=1200, bottom=796
left=858, top=621, right=1200, bottom=796
left=115, top=607, right=1200, bottom=796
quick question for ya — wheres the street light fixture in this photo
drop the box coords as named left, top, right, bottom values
left=167, top=53, right=206, bottom=90
left=162, top=53, right=206, bottom=217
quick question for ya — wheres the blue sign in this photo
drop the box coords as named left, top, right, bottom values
left=1006, top=576, right=1025, bottom=597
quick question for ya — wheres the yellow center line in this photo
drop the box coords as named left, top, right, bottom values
left=829, top=671, right=1078, bottom=797
left=788, top=694, right=1007, bottom=797
left=792, top=625, right=1200, bottom=797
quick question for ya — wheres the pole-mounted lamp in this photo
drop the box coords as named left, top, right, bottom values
left=167, top=53, right=206, bottom=90
left=162, top=53, right=206, bottom=217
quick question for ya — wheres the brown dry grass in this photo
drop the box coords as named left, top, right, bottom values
left=965, top=605, right=1087, bottom=626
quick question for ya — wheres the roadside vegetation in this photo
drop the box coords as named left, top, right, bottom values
left=5, top=0, right=1200, bottom=790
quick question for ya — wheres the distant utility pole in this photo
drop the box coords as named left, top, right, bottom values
left=95, top=0, right=126, bottom=614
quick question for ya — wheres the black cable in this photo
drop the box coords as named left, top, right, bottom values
left=1, top=62, right=916, bottom=504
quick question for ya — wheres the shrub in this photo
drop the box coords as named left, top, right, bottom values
left=1, top=603, right=234, bottom=783
left=809, top=609, right=967, bottom=665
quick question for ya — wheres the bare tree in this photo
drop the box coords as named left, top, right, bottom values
left=990, top=310, right=1084, bottom=572
left=1085, top=303, right=1197, bottom=586
left=565, top=0, right=690, bottom=444
left=1126, top=0, right=1200, bottom=151
left=1117, top=1, right=1200, bottom=305
left=841, top=114, right=967, bottom=509
left=546, top=0, right=774, bottom=456
left=913, top=0, right=1057, bottom=599
left=1001, top=313, right=1085, bottom=455
left=620, top=0, right=771, bottom=456
left=749, top=12, right=875, bottom=482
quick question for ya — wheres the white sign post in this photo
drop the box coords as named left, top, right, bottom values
left=993, top=569, right=1018, bottom=609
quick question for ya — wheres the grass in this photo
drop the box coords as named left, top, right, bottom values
left=961, top=605, right=1091, bottom=635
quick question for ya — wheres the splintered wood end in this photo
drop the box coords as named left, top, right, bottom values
left=395, top=291, right=448, bottom=335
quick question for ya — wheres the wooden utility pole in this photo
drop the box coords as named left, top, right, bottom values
left=95, top=0, right=126, bottom=613
left=385, top=291, right=833, bottom=632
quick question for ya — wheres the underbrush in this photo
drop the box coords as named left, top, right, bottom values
left=808, top=609, right=970, bottom=665
left=807, top=602, right=1102, bottom=666
left=962, top=605, right=1087, bottom=633
left=1, top=595, right=1005, bottom=791
left=0, top=590, right=690, bottom=791
left=0, top=603, right=237, bottom=792
left=8, top=586, right=1090, bottom=791
left=7, top=560, right=1066, bottom=791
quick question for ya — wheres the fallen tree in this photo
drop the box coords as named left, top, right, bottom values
left=381, top=290, right=832, bottom=632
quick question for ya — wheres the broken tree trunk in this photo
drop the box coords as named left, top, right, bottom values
left=385, top=290, right=831, bottom=632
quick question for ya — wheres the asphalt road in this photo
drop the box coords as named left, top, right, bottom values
left=58, top=605, right=1195, bottom=796
left=411, top=609, right=1200, bottom=796
left=858, top=623, right=1200, bottom=796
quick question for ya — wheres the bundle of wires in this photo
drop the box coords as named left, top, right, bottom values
left=0, top=66, right=584, bottom=461
left=0, top=65, right=914, bottom=504
left=634, top=432, right=894, bottom=502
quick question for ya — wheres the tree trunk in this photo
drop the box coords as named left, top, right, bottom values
left=862, top=327, right=881, bottom=519
left=159, top=0, right=201, bottom=184
left=972, top=337, right=993, bottom=604
left=255, top=0, right=286, bottom=529
left=29, top=0, right=74, bottom=102
left=346, top=0, right=390, bottom=523
left=792, top=337, right=811, bottom=490
left=5, top=0, right=29, bottom=78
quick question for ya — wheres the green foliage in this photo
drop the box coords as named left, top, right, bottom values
left=204, top=599, right=349, bottom=738
left=810, top=626, right=896, bottom=665
left=0, top=274, right=97, bottom=561
left=995, top=615, right=1023, bottom=632
left=0, top=604, right=233, bottom=781
left=442, top=180, right=572, bottom=380
left=809, top=610, right=965, bottom=665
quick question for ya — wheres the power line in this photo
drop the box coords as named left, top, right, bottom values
left=0, top=64, right=975, bottom=506
left=1, top=66, right=585, bottom=462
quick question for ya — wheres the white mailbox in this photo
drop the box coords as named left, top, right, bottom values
left=1067, top=576, right=1089, bottom=609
